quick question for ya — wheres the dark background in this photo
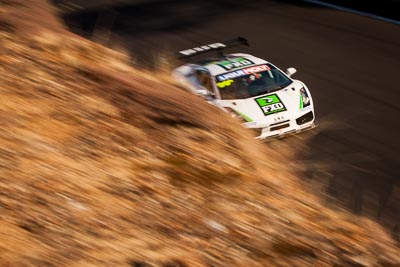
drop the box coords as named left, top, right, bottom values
left=306, top=0, right=400, bottom=21
left=54, top=0, right=400, bottom=21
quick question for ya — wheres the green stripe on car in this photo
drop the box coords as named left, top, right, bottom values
left=235, top=109, right=253, bottom=122
left=299, top=93, right=303, bottom=109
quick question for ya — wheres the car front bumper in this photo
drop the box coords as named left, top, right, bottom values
left=253, top=111, right=317, bottom=140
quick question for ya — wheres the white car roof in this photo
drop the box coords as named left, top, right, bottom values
left=202, top=53, right=269, bottom=76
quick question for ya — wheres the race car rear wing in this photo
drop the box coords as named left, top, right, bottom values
left=177, top=37, right=249, bottom=59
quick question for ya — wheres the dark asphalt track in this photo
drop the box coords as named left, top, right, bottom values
left=60, top=0, right=400, bottom=240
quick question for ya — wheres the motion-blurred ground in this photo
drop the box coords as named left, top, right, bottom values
left=1, top=1, right=400, bottom=266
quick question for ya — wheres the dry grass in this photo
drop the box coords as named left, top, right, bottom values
left=0, top=1, right=400, bottom=266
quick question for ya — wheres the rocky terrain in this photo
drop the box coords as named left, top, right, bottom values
left=0, top=1, right=399, bottom=266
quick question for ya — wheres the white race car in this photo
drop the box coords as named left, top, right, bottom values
left=173, top=38, right=317, bottom=139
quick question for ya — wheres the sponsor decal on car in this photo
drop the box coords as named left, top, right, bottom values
left=216, top=64, right=270, bottom=81
left=216, top=79, right=234, bottom=88
left=255, top=94, right=287, bottom=116
left=242, top=64, right=270, bottom=74
left=217, top=70, right=245, bottom=81
left=217, top=57, right=255, bottom=70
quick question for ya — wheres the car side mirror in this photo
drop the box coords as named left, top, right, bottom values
left=286, top=67, right=297, bottom=77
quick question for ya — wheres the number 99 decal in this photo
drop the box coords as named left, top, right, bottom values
left=217, top=79, right=234, bottom=88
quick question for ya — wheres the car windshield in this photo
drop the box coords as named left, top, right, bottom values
left=215, top=63, right=292, bottom=100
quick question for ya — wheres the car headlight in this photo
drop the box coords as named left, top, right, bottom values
left=299, top=87, right=311, bottom=109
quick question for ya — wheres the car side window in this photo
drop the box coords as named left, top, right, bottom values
left=194, top=70, right=214, bottom=94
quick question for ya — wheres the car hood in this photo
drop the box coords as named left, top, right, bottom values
left=218, top=81, right=310, bottom=127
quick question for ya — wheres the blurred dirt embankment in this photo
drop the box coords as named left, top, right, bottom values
left=1, top=1, right=400, bottom=266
